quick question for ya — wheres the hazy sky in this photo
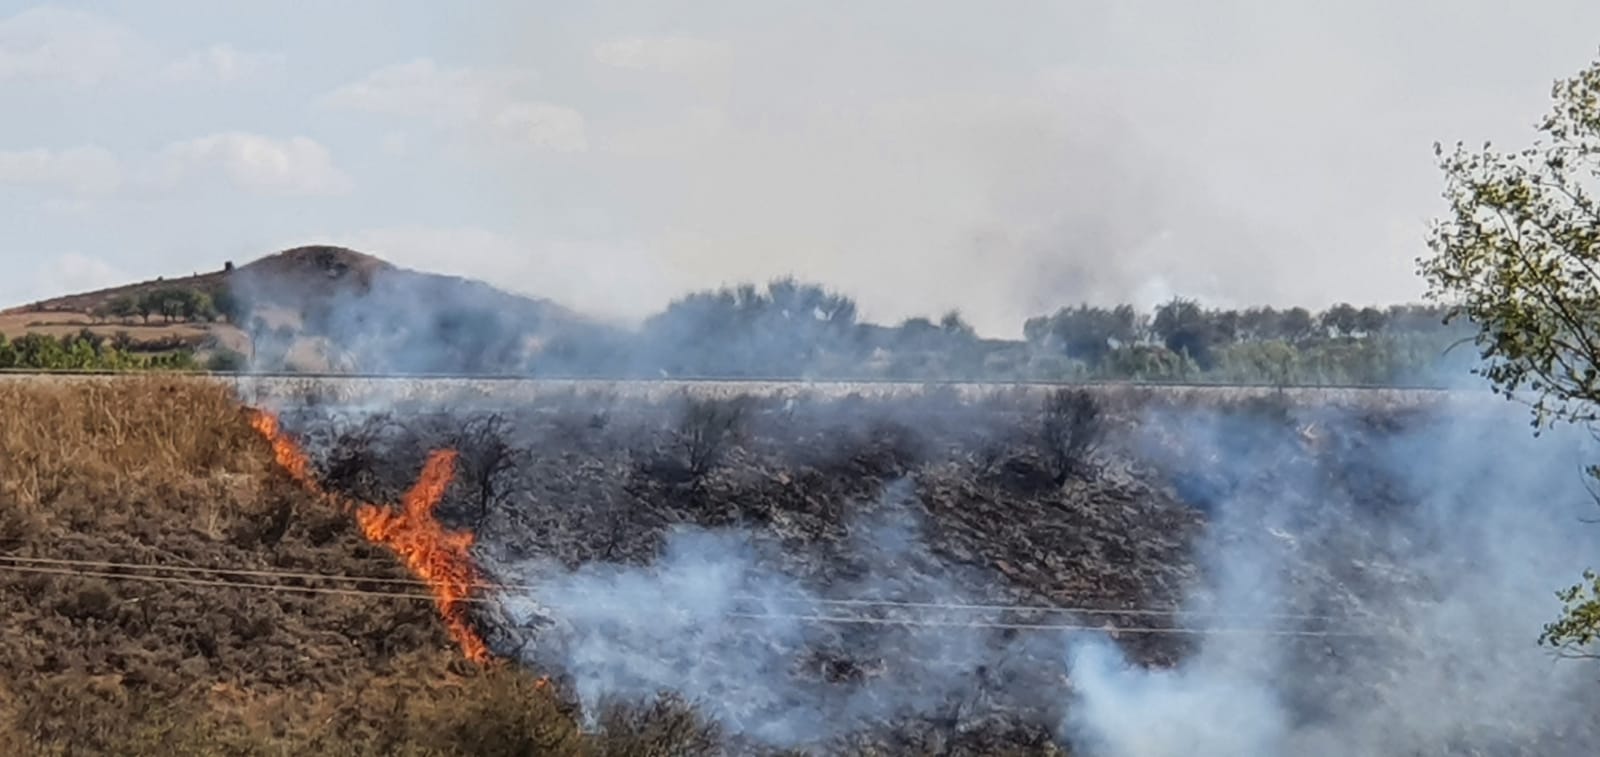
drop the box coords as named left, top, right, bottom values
left=3, top=1, right=1599, bottom=336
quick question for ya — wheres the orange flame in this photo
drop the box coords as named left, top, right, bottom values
left=356, top=450, right=490, bottom=664
left=248, top=407, right=491, bottom=664
left=248, top=409, right=319, bottom=495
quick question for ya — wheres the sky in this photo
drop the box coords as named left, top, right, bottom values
left=2, top=1, right=1599, bottom=337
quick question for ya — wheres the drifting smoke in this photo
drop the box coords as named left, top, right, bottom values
left=493, top=483, right=1071, bottom=748
left=1060, top=402, right=1600, bottom=756
left=454, top=394, right=1600, bottom=755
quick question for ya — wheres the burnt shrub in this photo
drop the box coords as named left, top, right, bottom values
left=592, top=692, right=722, bottom=757
left=452, top=412, right=529, bottom=524
left=674, top=396, right=748, bottom=479
left=1040, top=388, right=1102, bottom=484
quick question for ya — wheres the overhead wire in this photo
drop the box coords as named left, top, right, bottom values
left=0, top=555, right=1382, bottom=637
left=0, top=554, right=1350, bottom=622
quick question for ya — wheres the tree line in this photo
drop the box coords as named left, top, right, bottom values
left=0, top=331, right=197, bottom=371
left=526, top=279, right=1472, bottom=385
left=88, top=286, right=237, bottom=325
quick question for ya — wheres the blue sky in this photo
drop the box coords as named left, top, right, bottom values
left=3, top=1, right=1600, bottom=335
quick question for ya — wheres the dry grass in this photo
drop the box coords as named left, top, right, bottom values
left=0, top=377, right=730, bottom=756
left=0, top=312, right=251, bottom=355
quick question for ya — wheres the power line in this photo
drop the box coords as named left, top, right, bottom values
left=720, top=612, right=1377, bottom=638
left=0, top=554, right=1352, bottom=623
left=0, top=563, right=460, bottom=603
left=1, top=562, right=1370, bottom=637
left=3, top=554, right=1355, bottom=622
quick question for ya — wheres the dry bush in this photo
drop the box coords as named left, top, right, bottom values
left=591, top=693, right=722, bottom=757
left=1040, top=388, right=1102, bottom=484
left=674, top=396, right=747, bottom=479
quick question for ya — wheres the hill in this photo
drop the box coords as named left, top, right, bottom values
left=1, top=246, right=601, bottom=373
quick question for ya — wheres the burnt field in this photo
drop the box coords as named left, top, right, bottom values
left=2, top=378, right=1599, bottom=755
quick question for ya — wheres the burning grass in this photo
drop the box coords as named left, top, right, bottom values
left=249, top=408, right=491, bottom=663
left=0, top=378, right=728, bottom=756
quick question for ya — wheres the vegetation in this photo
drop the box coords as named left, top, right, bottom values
left=1418, top=50, right=1600, bottom=654
left=582, top=278, right=1472, bottom=385
left=0, top=331, right=196, bottom=371
left=1040, top=389, right=1102, bottom=484
left=91, top=287, right=220, bottom=325
left=0, top=379, right=739, bottom=756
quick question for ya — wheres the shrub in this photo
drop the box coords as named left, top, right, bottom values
left=675, top=396, right=746, bottom=478
left=1041, top=388, right=1102, bottom=484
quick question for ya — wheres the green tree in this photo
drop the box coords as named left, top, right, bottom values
left=1418, top=51, right=1600, bottom=655
left=135, top=292, right=158, bottom=324
left=105, top=295, right=137, bottom=323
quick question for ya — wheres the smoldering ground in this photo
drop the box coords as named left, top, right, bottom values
left=278, top=389, right=1600, bottom=755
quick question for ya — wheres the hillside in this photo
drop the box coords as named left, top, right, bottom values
left=1, top=246, right=598, bottom=373
left=5, top=377, right=1596, bottom=753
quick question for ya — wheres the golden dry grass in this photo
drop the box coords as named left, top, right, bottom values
left=0, top=377, right=728, bottom=756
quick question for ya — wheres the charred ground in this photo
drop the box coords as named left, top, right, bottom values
left=2, top=379, right=1595, bottom=755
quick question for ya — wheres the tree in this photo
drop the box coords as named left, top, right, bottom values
left=1417, top=51, right=1600, bottom=655
left=135, top=292, right=157, bottom=324
left=939, top=310, right=976, bottom=340
left=1280, top=307, right=1315, bottom=343
left=1356, top=306, right=1388, bottom=335
left=1025, top=305, right=1139, bottom=365
left=105, top=295, right=137, bottom=323
left=1320, top=303, right=1360, bottom=338
left=1152, top=297, right=1219, bottom=369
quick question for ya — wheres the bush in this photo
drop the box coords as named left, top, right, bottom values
left=1041, top=388, right=1102, bottom=484
left=204, top=349, right=248, bottom=372
left=675, top=396, right=747, bottom=478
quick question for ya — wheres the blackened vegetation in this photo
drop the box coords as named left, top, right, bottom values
left=673, top=396, right=749, bottom=481
left=256, top=387, right=1515, bottom=754
left=278, top=389, right=1215, bottom=753
left=1040, top=389, right=1103, bottom=485
left=455, top=413, right=530, bottom=525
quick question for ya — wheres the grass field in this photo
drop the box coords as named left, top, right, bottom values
left=0, top=378, right=729, bottom=756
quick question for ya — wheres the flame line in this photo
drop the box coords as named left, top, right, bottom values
left=247, top=407, right=492, bottom=663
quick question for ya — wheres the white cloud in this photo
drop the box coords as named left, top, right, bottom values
left=324, top=58, right=587, bottom=152
left=157, top=133, right=352, bottom=196
left=163, top=44, right=285, bottom=84
left=592, top=36, right=732, bottom=74
left=0, top=146, right=121, bottom=196
left=0, top=7, right=145, bottom=85
left=0, top=7, right=279, bottom=88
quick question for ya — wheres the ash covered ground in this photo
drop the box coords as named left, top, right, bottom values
left=274, top=387, right=1600, bottom=756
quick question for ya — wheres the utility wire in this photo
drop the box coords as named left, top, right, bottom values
left=0, top=554, right=1351, bottom=622
left=0, top=557, right=1381, bottom=637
